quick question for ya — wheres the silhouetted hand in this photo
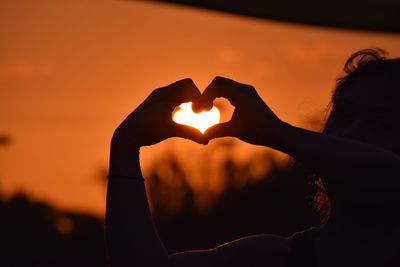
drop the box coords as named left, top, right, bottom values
left=112, top=78, right=204, bottom=149
left=194, top=76, right=285, bottom=147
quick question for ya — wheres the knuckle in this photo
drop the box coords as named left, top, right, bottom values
left=213, top=76, right=225, bottom=83
left=241, top=82, right=254, bottom=90
left=246, top=84, right=255, bottom=90
left=151, top=87, right=163, bottom=96
left=174, top=78, right=195, bottom=94
left=175, top=78, right=193, bottom=87
left=149, top=88, right=159, bottom=96
left=182, top=77, right=194, bottom=83
left=242, top=84, right=256, bottom=94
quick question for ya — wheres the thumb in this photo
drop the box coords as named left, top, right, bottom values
left=171, top=123, right=205, bottom=144
left=203, top=122, right=234, bottom=144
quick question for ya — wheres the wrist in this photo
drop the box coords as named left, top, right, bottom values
left=264, top=121, right=294, bottom=151
left=111, top=128, right=142, bottom=151
left=109, top=142, right=142, bottom=177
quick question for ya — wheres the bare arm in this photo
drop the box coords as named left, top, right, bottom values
left=105, top=79, right=204, bottom=266
left=169, top=235, right=290, bottom=267
left=275, top=124, right=400, bottom=189
left=106, top=146, right=290, bottom=267
left=106, top=147, right=168, bottom=266
left=200, top=77, right=400, bottom=202
left=105, top=78, right=291, bottom=267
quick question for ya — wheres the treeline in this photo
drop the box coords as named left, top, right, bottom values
left=0, top=193, right=106, bottom=267
left=0, top=149, right=326, bottom=266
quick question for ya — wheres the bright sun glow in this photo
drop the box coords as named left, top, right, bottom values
left=172, top=102, right=220, bottom=133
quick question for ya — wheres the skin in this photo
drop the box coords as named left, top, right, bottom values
left=106, top=76, right=400, bottom=267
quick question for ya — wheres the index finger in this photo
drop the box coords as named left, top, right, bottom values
left=193, top=76, right=256, bottom=112
left=151, top=78, right=202, bottom=110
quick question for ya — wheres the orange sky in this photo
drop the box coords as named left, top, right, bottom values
left=1, top=0, right=400, bottom=216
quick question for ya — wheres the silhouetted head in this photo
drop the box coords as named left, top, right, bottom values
left=323, top=49, right=400, bottom=155
left=311, top=49, right=400, bottom=225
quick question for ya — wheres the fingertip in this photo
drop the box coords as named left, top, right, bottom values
left=203, top=130, right=216, bottom=141
left=203, top=102, right=214, bottom=111
left=165, top=78, right=202, bottom=107
left=191, top=101, right=213, bottom=113
left=172, top=123, right=205, bottom=144
left=181, top=78, right=198, bottom=91
left=203, top=122, right=232, bottom=140
left=191, top=102, right=203, bottom=113
left=176, top=77, right=194, bottom=85
left=200, top=134, right=210, bottom=145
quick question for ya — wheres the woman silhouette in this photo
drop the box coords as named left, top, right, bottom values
left=105, top=49, right=400, bottom=267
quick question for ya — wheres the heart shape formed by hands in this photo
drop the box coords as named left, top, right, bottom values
left=172, top=102, right=220, bottom=133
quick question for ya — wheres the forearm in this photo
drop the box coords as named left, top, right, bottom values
left=272, top=123, right=400, bottom=189
left=106, top=144, right=168, bottom=267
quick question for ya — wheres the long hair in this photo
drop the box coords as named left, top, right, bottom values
left=306, top=48, right=389, bottom=225
left=329, top=48, right=388, bottom=115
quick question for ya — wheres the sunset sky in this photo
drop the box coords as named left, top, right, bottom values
left=1, top=0, right=400, bottom=216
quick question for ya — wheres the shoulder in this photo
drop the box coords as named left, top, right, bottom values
left=169, top=234, right=291, bottom=267
left=213, top=234, right=291, bottom=267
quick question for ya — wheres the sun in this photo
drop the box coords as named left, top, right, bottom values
left=172, top=102, right=220, bottom=133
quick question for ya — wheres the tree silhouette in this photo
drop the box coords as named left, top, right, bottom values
left=1, top=142, right=325, bottom=265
